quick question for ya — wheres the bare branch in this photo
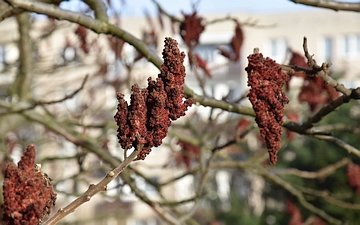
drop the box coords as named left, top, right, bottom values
left=150, top=205, right=181, bottom=225
left=302, top=36, right=352, bottom=96
left=282, top=38, right=360, bottom=134
left=301, top=94, right=351, bottom=130
left=83, top=0, right=108, bottom=22
left=259, top=167, right=343, bottom=225
left=0, top=75, right=88, bottom=115
left=272, top=158, right=350, bottom=179
left=298, top=186, right=360, bottom=210
left=0, top=0, right=22, bottom=21
left=13, top=12, right=33, bottom=101
left=313, top=134, right=360, bottom=158
left=34, top=75, right=89, bottom=105
left=290, top=0, right=360, bottom=12
left=184, top=86, right=255, bottom=117
left=210, top=159, right=344, bottom=224
left=151, top=0, right=182, bottom=23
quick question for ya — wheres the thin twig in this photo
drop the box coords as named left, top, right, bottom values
left=151, top=0, right=182, bottom=23
left=83, top=0, right=108, bottom=22
left=43, top=148, right=139, bottom=225
left=297, top=186, right=360, bottom=210
left=0, top=75, right=89, bottom=116
left=301, top=94, right=351, bottom=130
left=271, top=158, right=350, bottom=179
left=302, top=36, right=352, bottom=96
left=258, top=167, right=343, bottom=225
left=313, top=134, right=360, bottom=158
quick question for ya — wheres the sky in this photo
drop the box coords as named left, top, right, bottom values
left=61, top=0, right=360, bottom=18
left=61, top=0, right=316, bottom=18
left=117, top=0, right=314, bottom=16
left=113, top=0, right=315, bottom=16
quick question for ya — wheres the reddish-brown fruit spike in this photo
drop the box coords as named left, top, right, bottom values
left=289, top=51, right=310, bottom=69
left=146, top=77, right=171, bottom=147
left=218, top=48, right=232, bottom=59
left=246, top=52, right=289, bottom=165
left=2, top=144, right=57, bottom=225
left=298, top=75, right=339, bottom=113
left=289, top=51, right=339, bottom=112
left=236, top=118, right=251, bottom=133
left=218, top=22, right=244, bottom=61
left=188, top=51, right=212, bottom=78
left=108, top=36, right=125, bottom=59
left=180, top=11, right=205, bottom=48
left=176, top=140, right=200, bottom=170
left=137, top=149, right=152, bottom=160
left=286, top=200, right=304, bottom=225
left=115, top=93, right=132, bottom=150
left=195, top=54, right=212, bottom=77
left=347, top=162, right=360, bottom=195
left=231, top=22, right=244, bottom=61
left=286, top=51, right=308, bottom=90
left=75, top=25, right=89, bottom=54
left=128, top=84, right=148, bottom=147
left=114, top=37, right=194, bottom=160
left=160, top=37, right=195, bottom=120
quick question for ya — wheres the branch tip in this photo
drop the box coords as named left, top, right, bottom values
left=107, top=171, right=115, bottom=177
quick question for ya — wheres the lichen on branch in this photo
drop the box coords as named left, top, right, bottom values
left=114, top=37, right=194, bottom=160
left=246, top=50, right=289, bottom=164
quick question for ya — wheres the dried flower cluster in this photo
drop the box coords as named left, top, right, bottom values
left=188, top=51, right=212, bottom=77
left=235, top=117, right=252, bottom=141
left=179, top=11, right=204, bottom=48
left=2, top=144, right=57, bottom=225
left=288, top=51, right=339, bottom=112
left=286, top=200, right=303, bottom=225
left=108, top=35, right=125, bottom=59
left=218, top=21, right=244, bottom=61
left=286, top=200, right=326, bottom=225
left=179, top=11, right=212, bottom=78
left=176, top=140, right=200, bottom=170
left=347, top=162, right=360, bottom=195
left=75, top=25, right=89, bottom=54
left=298, top=75, right=339, bottom=112
left=114, top=37, right=194, bottom=160
left=246, top=51, right=289, bottom=164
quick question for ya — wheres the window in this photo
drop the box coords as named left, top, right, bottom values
left=0, top=45, right=6, bottom=71
left=324, top=36, right=333, bottom=62
left=194, top=44, right=218, bottom=63
left=127, top=218, right=158, bottom=225
left=266, top=38, right=288, bottom=63
left=344, top=35, right=350, bottom=55
left=271, top=39, right=278, bottom=56
left=341, top=34, right=360, bottom=59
